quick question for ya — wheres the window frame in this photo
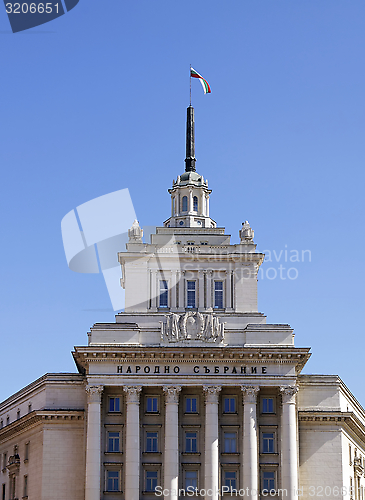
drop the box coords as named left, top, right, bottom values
left=145, top=395, right=159, bottom=414
left=183, top=469, right=199, bottom=491
left=106, top=430, right=121, bottom=453
left=223, top=431, right=238, bottom=454
left=105, top=469, right=122, bottom=493
left=186, top=280, right=197, bottom=309
left=214, top=280, right=224, bottom=309
left=261, top=396, right=276, bottom=414
left=193, top=196, right=198, bottom=212
left=144, top=469, right=159, bottom=493
left=24, top=442, right=29, bottom=462
left=223, top=396, right=237, bottom=414
left=222, top=469, right=239, bottom=492
left=185, top=395, right=199, bottom=414
left=145, top=430, right=159, bottom=453
left=261, top=469, right=277, bottom=495
left=182, top=196, right=188, bottom=212
left=108, top=396, right=122, bottom=413
left=159, top=280, right=169, bottom=308
left=184, top=430, right=199, bottom=453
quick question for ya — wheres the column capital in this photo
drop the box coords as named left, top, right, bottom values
left=241, top=385, right=260, bottom=404
left=280, top=385, right=298, bottom=404
left=86, top=385, right=103, bottom=403
left=123, top=386, right=142, bottom=404
left=203, top=385, right=221, bottom=403
left=163, top=385, right=182, bottom=404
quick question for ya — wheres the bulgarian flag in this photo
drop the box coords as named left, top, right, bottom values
left=191, top=67, right=211, bottom=94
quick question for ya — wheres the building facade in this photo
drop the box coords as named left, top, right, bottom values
left=1, top=107, right=365, bottom=500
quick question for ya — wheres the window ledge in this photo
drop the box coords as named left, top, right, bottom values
left=143, top=452, right=162, bottom=455
left=221, top=453, right=240, bottom=456
left=145, top=412, right=161, bottom=416
left=182, top=452, right=201, bottom=456
left=107, top=412, right=122, bottom=415
left=104, top=452, right=123, bottom=455
left=184, top=412, right=199, bottom=415
left=260, top=452, right=279, bottom=456
left=103, top=491, right=123, bottom=495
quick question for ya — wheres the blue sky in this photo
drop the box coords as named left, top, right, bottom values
left=0, top=0, right=364, bottom=405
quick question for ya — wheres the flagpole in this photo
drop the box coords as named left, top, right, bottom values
left=189, top=64, right=192, bottom=106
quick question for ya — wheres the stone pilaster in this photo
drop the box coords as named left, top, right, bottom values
left=163, top=386, right=182, bottom=500
left=241, top=386, right=260, bottom=500
left=124, top=386, right=142, bottom=500
left=85, top=385, right=103, bottom=500
left=203, top=386, right=221, bottom=500
left=280, top=386, right=299, bottom=500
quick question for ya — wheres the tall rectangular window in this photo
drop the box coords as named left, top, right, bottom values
left=109, top=397, right=121, bottom=413
left=223, top=397, right=236, bottom=413
left=2, top=453, right=7, bottom=470
left=107, top=432, right=120, bottom=452
left=262, top=471, right=275, bottom=492
left=185, top=397, right=198, bottom=413
left=185, top=432, right=198, bottom=453
left=159, top=280, right=168, bottom=308
left=106, top=471, right=120, bottom=492
left=262, top=398, right=274, bottom=413
left=146, top=432, right=158, bottom=452
left=185, top=471, right=198, bottom=489
left=2, top=484, right=5, bottom=500
left=23, top=476, right=28, bottom=498
left=224, top=471, right=237, bottom=489
left=24, top=442, right=29, bottom=461
left=262, top=433, right=275, bottom=453
left=224, top=432, right=237, bottom=453
left=214, top=281, right=224, bottom=309
left=145, top=471, right=158, bottom=492
left=187, top=281, right=196, bottom=308
left=146, top=396, right=158, bottom=413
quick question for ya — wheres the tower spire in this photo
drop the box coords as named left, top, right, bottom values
left=185, top=105, right=196, bottom=172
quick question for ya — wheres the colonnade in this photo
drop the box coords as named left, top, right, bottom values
left=84, top=385, right=299, bottom=500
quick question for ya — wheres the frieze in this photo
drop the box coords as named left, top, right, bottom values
left=161, top=312, right=225, bottom=344
left=116, top=364, right=268, bottom=375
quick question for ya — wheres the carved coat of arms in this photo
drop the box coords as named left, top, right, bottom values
left=161, top=312, right=225, bottom=343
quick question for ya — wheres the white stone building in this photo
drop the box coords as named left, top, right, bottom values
left=1, top=107, right=365, bottom=500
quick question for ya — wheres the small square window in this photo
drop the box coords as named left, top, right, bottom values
left=107, top=432, right=120, bottom=452
left=106, top=470, right=120, bottom=492
left=262, top=471, right=276, bottom=493
left=223, top=432, right=237, bottom=453
left=185, top=432, right=198, bottom=453
left=145, top=471, right=158, bottom=492
left=185, top=470, right=198, bottom=490
left=262, top=397, right=275, bottom=413
left=185, top=397, right=198, bottom=413
left=146, top=432, right=158, bottom=452
left=223, top=470, right=237, bottom=490
left=108, top=397, right=121, bottom=413
left=146, top=396, right=159, bottom=413
left=223, top=397, right=236, bottom=413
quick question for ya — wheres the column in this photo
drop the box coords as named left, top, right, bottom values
left=85, top=385, right=103, bottom=500
left=151, top=270, right=157, bottom=310
left=203, top=386, right=221, bottom=500
left=163, top=386, right=182, bottom=500
left=124, top=386, right=142, bottom=500
left=206, top=271, right=212, bottom=310
left=206, top=195, right=210, bottom=217
left=280, top=386, right=299, bottom=500
left=200, top=191, right=205, bottom=216
left=179, top=272, right=185, bottom=310
left=171, top=271, right=178, bottom=311
left=241, top=386, right=259, bottom=500
left=188, top=188, right=193, bottom=214
left=198, top=270, right=205, bottom=311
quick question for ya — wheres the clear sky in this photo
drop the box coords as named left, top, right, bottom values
left=0, top=0, right=364, bottom=405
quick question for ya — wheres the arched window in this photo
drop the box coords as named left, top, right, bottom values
left=193, top=196, right=198, bottom=212
left=182, top=196, right=188, bottom=212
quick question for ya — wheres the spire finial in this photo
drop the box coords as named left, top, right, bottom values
left=185, top=105, right=196, bottom=172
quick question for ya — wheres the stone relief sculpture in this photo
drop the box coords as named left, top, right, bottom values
left=162, top=311, right=225, bottom=343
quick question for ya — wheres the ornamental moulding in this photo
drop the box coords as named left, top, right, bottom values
left=161, top=311, right=225, bottom=344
